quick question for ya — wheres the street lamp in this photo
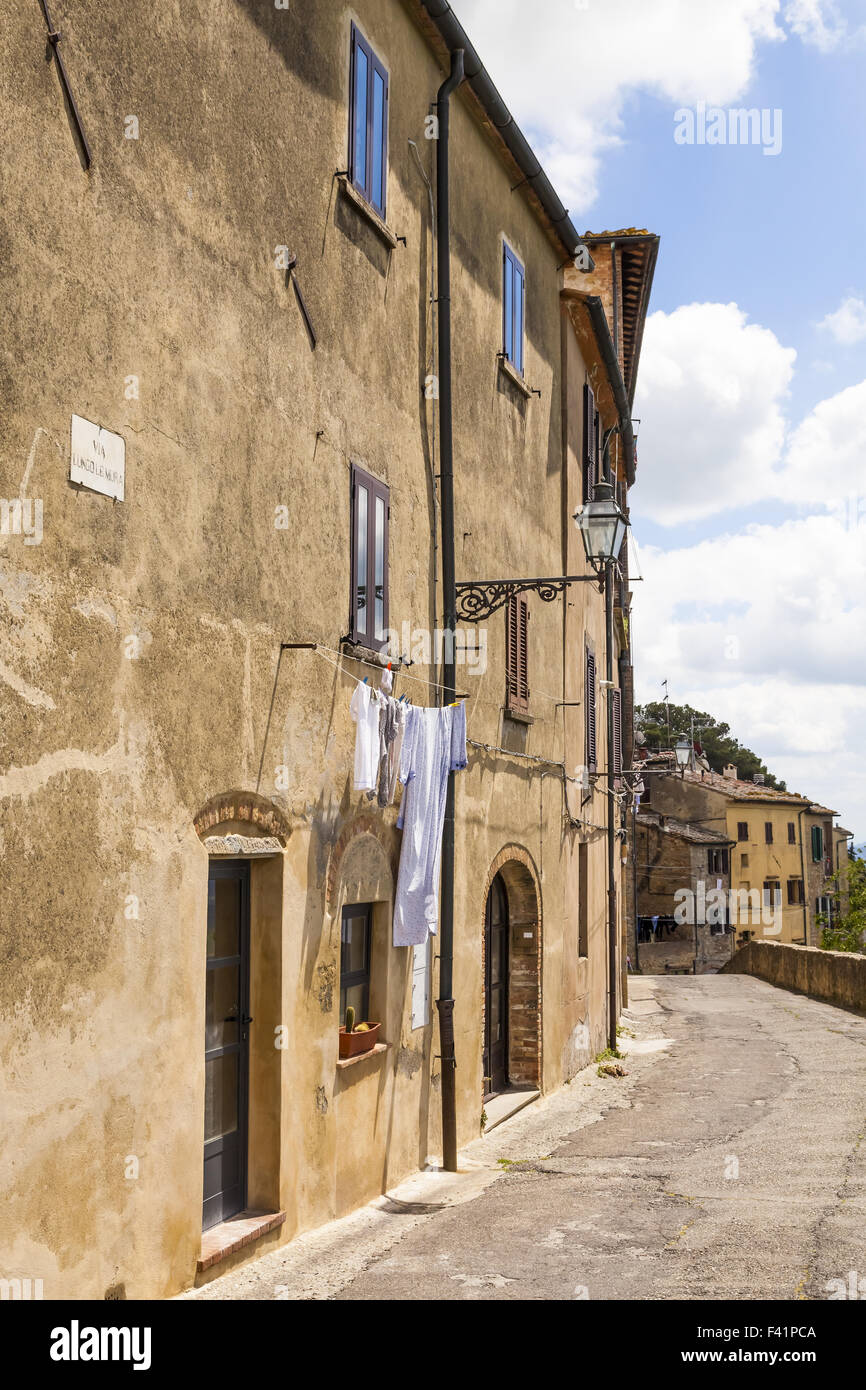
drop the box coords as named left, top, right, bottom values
left=674, top=735, right=691, bottom=774
left=572, top=477, right=630, bottom=1053
left=573, top=480, right=628, bottom=570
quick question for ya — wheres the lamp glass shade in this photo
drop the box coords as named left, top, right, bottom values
left=573, top=482, right=628, bottom=565
left=674, top=736, right=691, bottom=769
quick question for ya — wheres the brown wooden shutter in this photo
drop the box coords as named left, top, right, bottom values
left=611, top=687, right=622, bottom=784
left=582, top=383, right=596, bottom=502
left=585, top=648, right=597, bottom=773
left=506, top=597, right=529, bottom=713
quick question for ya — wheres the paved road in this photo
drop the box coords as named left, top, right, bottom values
left=188, top=975, right=866, bottom=1301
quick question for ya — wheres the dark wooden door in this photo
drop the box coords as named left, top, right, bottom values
left=483, top=873, right=509, bottom=1098
left=202, top=861, right=250, bottom=1231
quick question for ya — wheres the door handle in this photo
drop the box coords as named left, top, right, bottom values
left=241, top=1014, right=253, bottom=1025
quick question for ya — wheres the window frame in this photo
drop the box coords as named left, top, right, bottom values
left=764, top=821, right=774, bottom=845
left=584, top=646, right=597, bottom=779
left=502, top=241, right=525, bottom=376
left=349, top=463, right=390, bottom=652
left=762, top=879, right=781, bottom=909
left=737, top=821, right=749, bottom=842
left=349, top=23, right=389, bottom=219
left=339, top=903, right=372, bottom=1024
left=811, top=825, right=824, bottom=863
left=787, top=821, right=797, bottom=844
left=787, top=878, right=805, bottom=906
left=505, top=595, right=530, bottom=715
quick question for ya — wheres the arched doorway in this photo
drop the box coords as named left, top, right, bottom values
left=483, top=872, right=509, bottom=1098
left=481, top=848, right=542, bottom=1098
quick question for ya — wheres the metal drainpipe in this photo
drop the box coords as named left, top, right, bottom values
left=435, top=47, right=464, bottom=1174
left=605, top=552, right=618, bottom=1051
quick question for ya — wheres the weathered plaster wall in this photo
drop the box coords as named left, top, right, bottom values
left=0, top=0, right=621, bottom=1297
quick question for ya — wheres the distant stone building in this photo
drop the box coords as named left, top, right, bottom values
left=626, top=809, right=734, bottom=974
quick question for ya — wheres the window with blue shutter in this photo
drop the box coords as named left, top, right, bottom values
left=502, top=243, right=525, bottom=375
left=349, top=25, right=389, bottom=218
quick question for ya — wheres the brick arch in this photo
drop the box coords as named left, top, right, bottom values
left=326, top=811, right=400, bottom=916
left=193, top=789, right=291, bottom=841
left=482, top=845, right=542, bottom=1089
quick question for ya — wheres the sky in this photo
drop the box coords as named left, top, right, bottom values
left=457, top=0, right=866, bottom=843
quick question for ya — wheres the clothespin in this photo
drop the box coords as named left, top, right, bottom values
left=362, top=676, right=368, bottom=685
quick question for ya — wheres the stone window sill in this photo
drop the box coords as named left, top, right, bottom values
left=498, top=355, right=533, bottom=398
left=505, top=707, right=534, bottom=726
left=337, top=176, right=399, bottom=249
left=336, top=1041, right=389, bottom=1071
left=198, top=1210, right=285, bottom=1272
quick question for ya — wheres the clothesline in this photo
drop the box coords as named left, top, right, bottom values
left=288, top=641, right=469, bottom=700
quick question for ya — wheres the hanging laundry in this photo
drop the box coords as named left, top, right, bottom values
left=393, top=702, right=468, bottom=947
left=350, top=681, right=380, bottom=792
left=376, top=696, right=407, bottom=809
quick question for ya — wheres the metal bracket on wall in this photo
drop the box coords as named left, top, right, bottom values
left=283, top=255, right=317, bottom=349
left=39, top=0, right=92, bottom=169
left=456, top=574, right=602, bottom=622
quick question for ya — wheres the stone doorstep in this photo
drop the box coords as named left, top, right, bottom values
left=483, top=1086, right=541, bottom=1133
left=197, top=1210, right=286, bottom=1272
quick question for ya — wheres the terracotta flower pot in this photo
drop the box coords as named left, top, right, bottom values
left=338, top=1022, right=381, bottom=1058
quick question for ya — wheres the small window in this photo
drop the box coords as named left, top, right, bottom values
left=762, top=880, right=780, bottom=908
left=787, top=821, right=796, bottom=844
left=584, top=647, right=597, bottom=777
left=505, top=596, right=529, bottom=714
left=340, top=903, right=372, bottom=1022
left=741, top=853, right=750, bottom=869
left=583, top=383, right=598, bottom=503
left=811, top=825, right=824, bottom=862
left=502, top=243, right=525, bottom=375
left=349, top=25, right=389, bottom=217
left=737, top=821, right=749, bottom=841
left=787, top=878, right=805, bottom=906
left=707, top=847, right=728, bottom=875
left=611, top=688, right=623, bottom=786
left=350, top=464, right=389, bottom=650
left=764, top=822, right=773, bottom=844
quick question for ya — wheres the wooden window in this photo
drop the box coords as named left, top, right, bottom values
left=349, top=25, right=389, bottom=217
left=582, top=382, right=597, bottom=503
left=787, top=821, right=796, bottom=844
left=340, top=903, right=372, bottom=1022
left=350, top=464, right=389, bottom=651
left=611, top=687, right=622, bottom=784
left=787, top=878, right=805, bottom=906
left=737, top=821, right=749, bottom=841
left=584, top=647, right=597, bottom=775
left=762, top=879, right=780, bottom=908
left=505, top=596, right=529, bottom=713
left=764, top=822, right=773, bottom=844
left=502, top=243, right=525, bottom=375
left=811, top=825, right=824, bottom=862
left=708, top=847, right=729, bottom=875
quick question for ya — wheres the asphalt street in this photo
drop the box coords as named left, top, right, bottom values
left=186, top=974, right=866, bottom=1301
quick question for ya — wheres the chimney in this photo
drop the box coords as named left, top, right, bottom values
left=723, top=764, right=737, bottom=781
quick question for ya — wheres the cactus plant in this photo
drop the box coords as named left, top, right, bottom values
left=344, top=1005, right=355, bottom=1034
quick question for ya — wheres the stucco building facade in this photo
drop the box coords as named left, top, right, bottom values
left=0, top=1, right=656, bottom=1297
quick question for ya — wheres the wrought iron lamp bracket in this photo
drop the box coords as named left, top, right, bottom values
left=456, top=572, right=603, bottom=622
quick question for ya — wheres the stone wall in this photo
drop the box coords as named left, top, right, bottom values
left=722, top=941, right=866, bottom=1012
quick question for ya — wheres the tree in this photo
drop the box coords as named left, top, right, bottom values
left=634, top=701, right=786, bottom=790
left=820, top=851, right=866, bottom=954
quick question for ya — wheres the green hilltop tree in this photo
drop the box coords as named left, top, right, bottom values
left=635, top=701, right=786, bottom=791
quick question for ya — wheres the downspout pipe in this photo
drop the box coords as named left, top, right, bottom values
left=605, top=551, right=618, bottom=1051
left=436, top=46, right=464, bottom=1175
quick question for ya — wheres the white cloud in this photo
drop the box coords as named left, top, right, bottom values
left=455, top=0, right=785, bottom=210
left=784, top=0, right=849, bottom=50
left=454, top=0, right=845, bottom=212
left=634, top=514, right=866, bottom=835
left=818, top=295, right=866, bottom=345
left=784, top=377, right=866, bottom=508
left=632, top=302, right=796, bottom=523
